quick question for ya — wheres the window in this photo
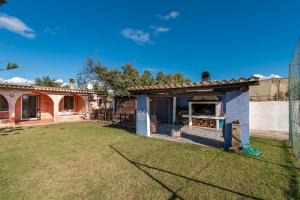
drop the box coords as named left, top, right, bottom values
left=64, top=96, right=74, bottom=110
left=0, top=95, right=8, bottom=111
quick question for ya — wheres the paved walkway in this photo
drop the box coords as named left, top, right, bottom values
left=250, top=130, right=289, bottom=140
left=151, top=124, right=224, bottom=148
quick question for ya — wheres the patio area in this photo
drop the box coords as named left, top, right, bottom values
left=151, top=124, right=224, bottom=148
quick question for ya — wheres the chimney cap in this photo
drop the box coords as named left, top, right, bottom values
left=69, top=78, right=75, bottom=89
left=201, top=71, right=211, bottom=81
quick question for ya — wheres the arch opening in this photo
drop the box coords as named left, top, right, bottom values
left=0, top=95, right=9, bottom=119
left=58, top=94, right=86, bottom=114
left=15, top=93, right=54, bottom=123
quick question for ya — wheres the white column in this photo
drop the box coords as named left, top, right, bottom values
left=146, top=97, right=150, bottom=135
left=136, top=95, right=150, bottom=136
left=216, top=102, right=221, bottom=116
left=216, top=120, right=220, bottom=130
left=216, top=102, right=221, bottom=130
left=172, top=97, right=176, bottom=124
left=188, top=102, right=192, bottom=126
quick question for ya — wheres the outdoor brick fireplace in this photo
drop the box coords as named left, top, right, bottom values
left=182, top=101, right=225, bottom=130
left=192, top=103, right=216, bottom=116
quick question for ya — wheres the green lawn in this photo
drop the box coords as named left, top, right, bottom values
left=0, top=122, right=299, bottom=200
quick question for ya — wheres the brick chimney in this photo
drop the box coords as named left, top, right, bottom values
left=69, top=78, right=75, bottom=89
left=201, top=71, right=211, bottom=81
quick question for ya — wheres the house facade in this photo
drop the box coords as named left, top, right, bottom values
left=249, top=78, right=288, bottom=101
left=128, top=77, right=259, bottom=150
left=0, top=83, right=93, bottom=127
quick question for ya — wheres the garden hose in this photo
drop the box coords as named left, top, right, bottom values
left=241, top=144, right=263, bottom=157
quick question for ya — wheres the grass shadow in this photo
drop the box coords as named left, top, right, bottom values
left=103, top=123, right=135, bottom=134
left=173, top=151, right=222, bottom=195
left=110, top=145, right=264, bottom=200
left=0, top=127, right=24, bottom=136
left=110, top=145, right=185, bottom=200
left=180, top=132, right=224, bottom=148
left=236, top=153, right=294, bottom=170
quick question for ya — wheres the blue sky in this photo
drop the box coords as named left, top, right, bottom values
left=0, top=0, right=299, bottom=84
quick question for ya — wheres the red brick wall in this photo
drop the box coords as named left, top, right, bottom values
left=39, top=94, right=54, bottom=121
left=15, top=97, right=21, bottom=122
left=75, top=95, right=86, bottom=113
left=0, top=112, right=9, bottom=119
left=74, top=96, right=78, bottom=112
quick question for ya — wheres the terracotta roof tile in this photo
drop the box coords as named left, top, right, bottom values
left=128, top=76, right=259, bottom=92
left=0, top=83, right=94, bottom=94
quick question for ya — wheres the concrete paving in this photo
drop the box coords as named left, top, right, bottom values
left=151, top=124, right=224, bottom=148
left=250, top=129, right=289, bottom=140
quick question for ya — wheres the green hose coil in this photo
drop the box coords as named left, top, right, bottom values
left=241, top=144, right=263, bottom=157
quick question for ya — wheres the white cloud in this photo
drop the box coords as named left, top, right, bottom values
left=253, top=74, right=282, bottom=80
left=157, top=11, right=179, bottom=20
left=0, top=76, right=34, bottom=84
left=55, top=79, right=67, bottom=87
left=0, top=13, right=36, bottom=39
left=44, top=26, right=67, bottom=36
left=54, top=79, right=64, bottom=83
left=121, top=28, right=151, bottom=45
left=0, top=77, right=69, bottom=86
left=149, top=25, right=171, bottom=35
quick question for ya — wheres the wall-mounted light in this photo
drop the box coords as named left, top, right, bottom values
left=9, top=94, right=15, bottom=97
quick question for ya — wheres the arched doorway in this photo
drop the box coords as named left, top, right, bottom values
left=58, top=94, right=86, bottom=113
left=0, top=95, right=9, bottom=119
left=15, top=93, right=54, bottom=123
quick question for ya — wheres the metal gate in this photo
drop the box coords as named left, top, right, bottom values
left=289, top=39, right=300, bottom=159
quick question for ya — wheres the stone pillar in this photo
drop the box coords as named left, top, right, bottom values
left=172, top=97, right=176, bottom=124
left=188, top=102, right=192, bottom=126
left=2, top=92, right=22, bottom=125
left=48, top=94, right=64, bottom=122
left=136, top=95, right=150, bottom=137
left=224, top=90, right=250, bottom=150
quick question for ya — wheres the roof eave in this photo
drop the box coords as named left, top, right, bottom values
left=128, top=80, right=259, bottom=94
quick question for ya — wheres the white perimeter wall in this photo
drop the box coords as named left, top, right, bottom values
left=250, top=101, right=288, bottom=132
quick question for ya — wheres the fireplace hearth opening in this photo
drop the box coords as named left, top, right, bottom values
left=192, top=103, right=216, bottom=116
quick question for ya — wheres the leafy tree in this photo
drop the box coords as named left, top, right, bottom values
left=35, top=76, right=64, bottom=87
left=141, top=70, right=155, bottom=85
left=156, top=71, right=167, bottom=85
left=0, top=62, right=18, bottom=71
left=173, top=73, right=191, bottom=84
left=77, top=58, right=112, bottom=93
left=122, top=64, right=140, bottom=86
left=156, top=71, right=191, bottom=85
left=77, top=57, right=191, bottom=97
